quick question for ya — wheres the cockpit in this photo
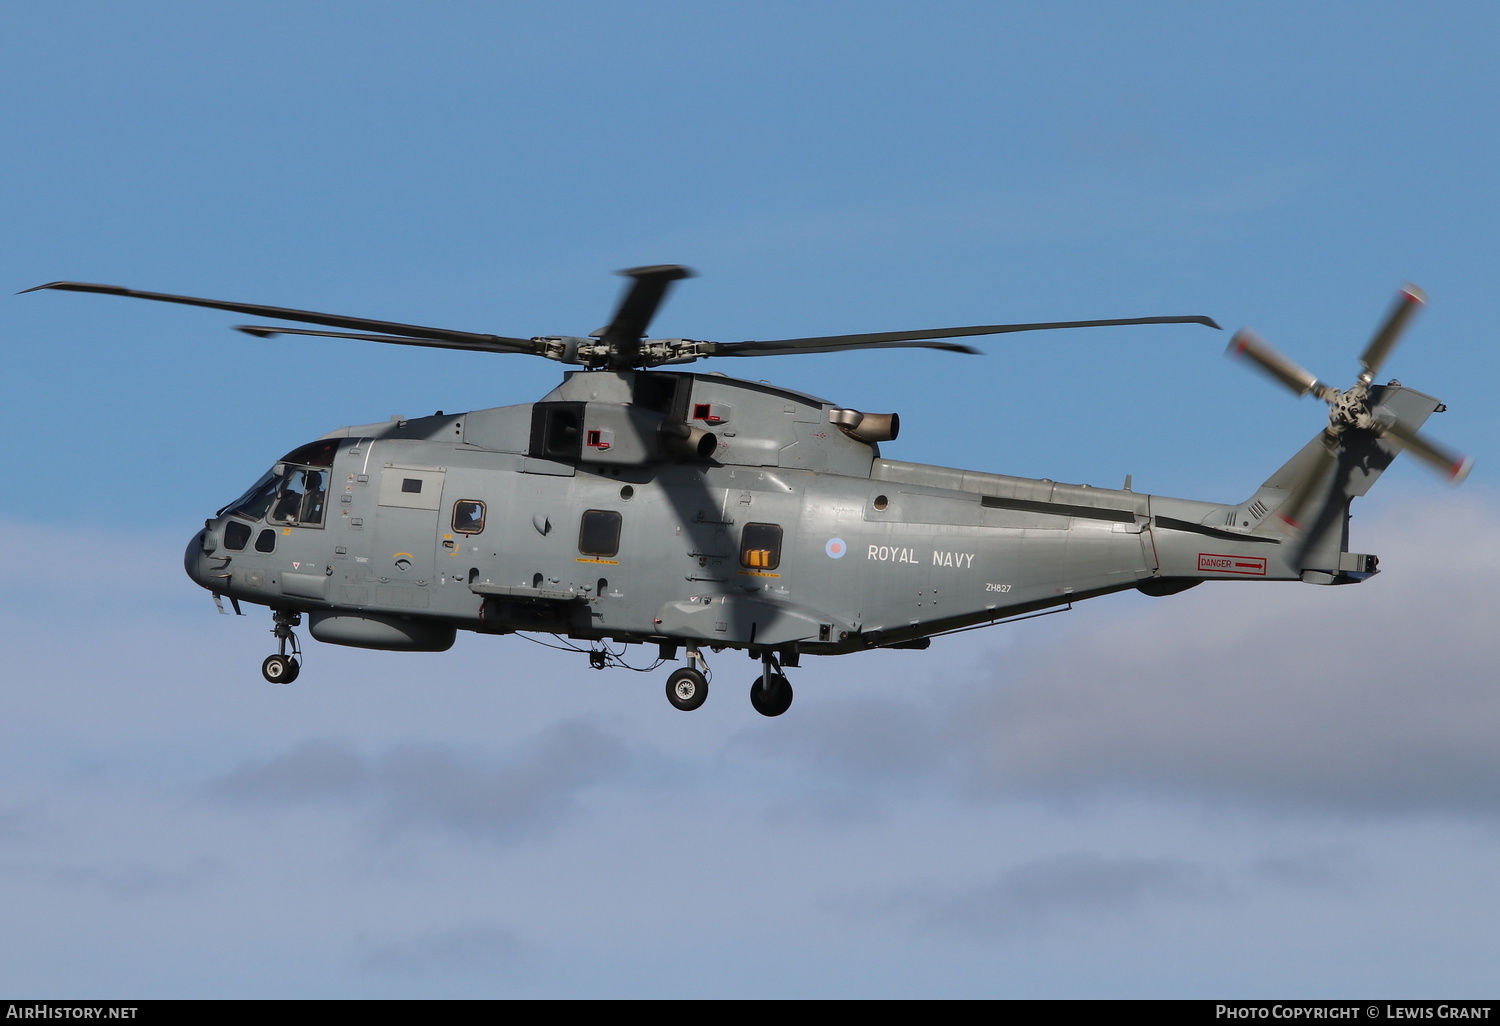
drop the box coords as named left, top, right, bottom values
left=218, top=439, right=337, bottom=528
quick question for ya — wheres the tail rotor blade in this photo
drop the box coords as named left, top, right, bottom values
left=1228, top=329, right=1331, bottom=399
left=1376, top=417, right=1473, bottom=483
left=1359, top=283, right=1426, bottom=381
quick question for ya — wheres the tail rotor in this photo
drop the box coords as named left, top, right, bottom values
left=1227, top=284, right=1471, bottom=528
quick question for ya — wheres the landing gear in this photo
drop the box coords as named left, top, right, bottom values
left=666, top=668, right=708, bottom=711
left=262, top=609, right=303, bottom=684
left=664, top=644, right=710, bottom=711
left=261, top=653, right=300, bottom=684
left=750, top=651, right=793, bottom=717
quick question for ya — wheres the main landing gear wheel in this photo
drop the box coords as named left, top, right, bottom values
left=666, top=667, right=709, bottom=711
left=261, top=654, right=300, bottom=684
left=750, top=672, right=793, bottom=717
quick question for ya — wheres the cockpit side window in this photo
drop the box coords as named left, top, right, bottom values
left=269, top=468, right=327, bottom=527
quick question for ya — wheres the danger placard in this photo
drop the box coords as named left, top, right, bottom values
left=1197, top=553, right=1267, bottom=576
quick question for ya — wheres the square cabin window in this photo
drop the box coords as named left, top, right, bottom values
left=578, top=510, right=622, bottom=558
left=740, top=523, right=782, bottom=570
left=452, top=500, right=486, bottom=535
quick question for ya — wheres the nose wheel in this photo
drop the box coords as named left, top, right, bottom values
left=261, top=653, right=300, bottom=684
left=262, top=609, right=303, bottom=684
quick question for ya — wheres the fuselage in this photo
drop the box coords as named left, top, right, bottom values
left=184, top=369, right=1363, bottom=659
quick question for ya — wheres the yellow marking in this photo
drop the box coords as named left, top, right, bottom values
left=576, top=557, right=620, bottom=565
left=281, top=528, right=292, bottom=535
left=737, top=570, right=781, bottom=578
left=393, top=552, right=414, bottom=560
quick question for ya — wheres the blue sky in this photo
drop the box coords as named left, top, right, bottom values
left=1, top=2, right=1497, bottom=997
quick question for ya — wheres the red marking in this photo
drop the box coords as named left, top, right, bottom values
left=1198, top=553, right=1267, bottom=576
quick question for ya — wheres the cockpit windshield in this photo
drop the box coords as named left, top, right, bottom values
left=220, top=470, right=280, bottom=521
left=219, top=440, right=336, bottom=526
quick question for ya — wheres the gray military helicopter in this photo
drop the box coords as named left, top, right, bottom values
left=26, top=269, right=1470, bottom=716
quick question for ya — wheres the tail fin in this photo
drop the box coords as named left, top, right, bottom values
left=1230, top=383, right=1445, bottom=582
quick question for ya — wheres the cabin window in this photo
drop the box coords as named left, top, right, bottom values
left=453, top=500, right=486, bottom=535
left=223, top=520, right=251, bottom=550
left=740, top=523, right=782, bottom=570
left=578, top=510, right=622, bottom=558
left=255, top=529, right=277, bottom=553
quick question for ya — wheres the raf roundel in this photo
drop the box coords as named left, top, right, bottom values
left=826, top=538, right=847, bottom=559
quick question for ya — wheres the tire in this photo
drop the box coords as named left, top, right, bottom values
left=749, top=673, right=793, bottom=717
left=261, top=654, right=297, bottom=684
left=666, top=668, right=709, bottom=711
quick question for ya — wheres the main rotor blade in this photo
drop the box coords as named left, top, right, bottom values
left=21, top=281, right=534, bottom=350
left=1375, top=417, right=1473, bottom=483
left=596, top=265, right=694, bottom=351
left=715, top=314, right=1221, bottom=357
left=1228, top=329, right=1332, bottom=399
left=235, top=324, right=542, bottom=356
left=1359, top=283, right=1426, bottom=381
left=716, top=338, right=981, bottom=357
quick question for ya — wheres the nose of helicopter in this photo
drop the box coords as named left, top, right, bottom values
left=183, top=524, right=218, bottom=592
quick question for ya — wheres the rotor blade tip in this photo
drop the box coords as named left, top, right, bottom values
left=616, top=264, right=695, bottom=280
left=1449, top=455, right=1474, bottom=484
left=1401, top=283, right=1428, bottom=305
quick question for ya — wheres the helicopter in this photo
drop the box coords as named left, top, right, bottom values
left=25, top=268, right=1471, bottom=717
